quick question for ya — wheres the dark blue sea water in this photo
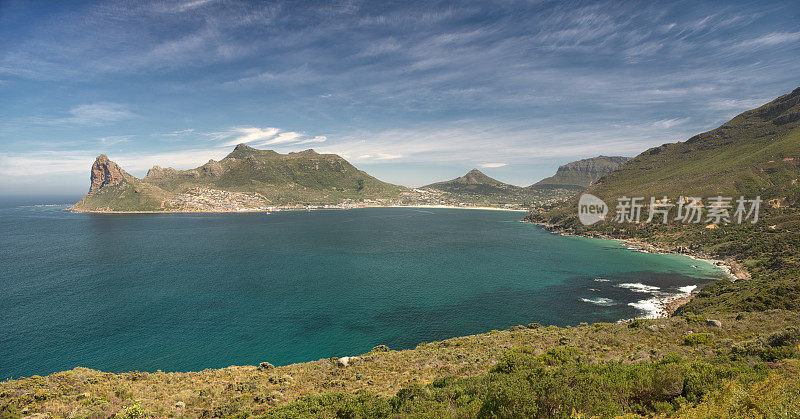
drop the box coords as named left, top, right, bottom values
left=0, top=203, right=726, bottom=379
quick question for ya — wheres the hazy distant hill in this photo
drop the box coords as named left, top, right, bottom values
left=423, top=169, right=523, bottom=196
left=421, top=156, right=631, bottom=206
left=534, top=156, right=630, bottom=188
left=421, top=168, right=584, bottom=206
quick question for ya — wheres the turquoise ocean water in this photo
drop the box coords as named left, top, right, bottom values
left=0, top=204, right=726, bottom=379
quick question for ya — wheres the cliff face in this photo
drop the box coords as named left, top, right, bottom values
left=72, top=155, right=171, bottom=212
left=534, top=156, right=630, bottom=188
left=88, top=154, right=125, bottom=194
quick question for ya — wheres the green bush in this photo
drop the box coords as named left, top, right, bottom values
left=265, top=393, right=391, bottom=418
left=684, top=333, right=712, bottom=346
left=732, top=327, right=800, bottom=361
left=268, top=348, right=780, bottom=418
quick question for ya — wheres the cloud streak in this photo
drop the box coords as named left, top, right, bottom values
left=58, top=103, right=135, bottom=126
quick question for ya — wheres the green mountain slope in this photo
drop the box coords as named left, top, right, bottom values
left=534, top=155, right=630, bottom=188
left=536, top=87, right=800, bottom=223
left=530, top=86, right=800, bottom=314
left=142, top=144, right=408, bottom=205
left=71, top=145, right=410, bottom=211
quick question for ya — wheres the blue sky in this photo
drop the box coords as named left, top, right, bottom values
left=1, top=0, right=799, bottom=195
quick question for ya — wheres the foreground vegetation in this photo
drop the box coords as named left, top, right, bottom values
left=2, top=311, right=799, bottom=417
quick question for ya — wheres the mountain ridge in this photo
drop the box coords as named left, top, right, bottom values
left=71, top=148, right=626, bottom=211
left=534, top=155, right=631, bottom=188
left=71, top=145, right=408, bottom=212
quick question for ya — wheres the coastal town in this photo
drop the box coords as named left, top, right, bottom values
left=163, top=187, right=553, bottom=212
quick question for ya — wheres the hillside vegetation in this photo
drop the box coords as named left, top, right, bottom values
left=530, top=86, right=800, bottom=316
left=143, top=145, right=408, bottom=205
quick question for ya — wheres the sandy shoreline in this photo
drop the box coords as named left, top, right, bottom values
left=67, top=204, right=529, bottom=214
left=525, top=221, right=749, bottom=319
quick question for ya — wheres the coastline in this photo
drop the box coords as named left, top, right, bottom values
left=67, top=204, right=529, bottom=214
left=524, top=220, right=750, bottom=319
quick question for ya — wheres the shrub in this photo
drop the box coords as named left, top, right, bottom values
left=684, top=333, right=712, bottom=346
left=732, top=327, right=800, bottom=361
left=119, top=403, right=147, bottom=419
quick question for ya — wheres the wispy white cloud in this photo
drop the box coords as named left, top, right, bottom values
left=216, top=127, right=280, bottom=146
left=296, top=136, right=327, bottom=144
left=315, top=119, right=679, bottom=166
left=55, top=103, right=135, bottom=126
left=210, top=126, right=327, bottom=148
left=259, top=131, right=302, bottom=146
left=99, top=135, right=133, bottom=145
left=733, top=31, right=800, bottom=49
left=653, top=117, right=690, bottom=128
left=0, top=152, right=96, bottom=177
left=0, top=148, right=231, bottom=177
left=166, top=128, right=195, bottom=136
left=707, top=97, right=772, bottom=111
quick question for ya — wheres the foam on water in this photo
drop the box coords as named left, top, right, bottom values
left=627, top=298, right=661, bottom=319
left=580, top=297, right=615, bottom=306
left=616, top=282, right=660, bottom=293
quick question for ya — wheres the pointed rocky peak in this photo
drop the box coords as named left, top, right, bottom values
left=234, top=143, right=256, bottom=152
left=460, top=168, right=502, bottom=185
left=225, top=144, right=280, bottom=160
left=88, top=154, right=126, bottom=194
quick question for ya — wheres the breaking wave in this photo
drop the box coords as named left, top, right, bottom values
left=580, top=297, right=615, bottom=306
left=616, top=282, right=660, bottom=293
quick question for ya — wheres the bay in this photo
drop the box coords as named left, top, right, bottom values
left=0, top=205, right=726, bottom=379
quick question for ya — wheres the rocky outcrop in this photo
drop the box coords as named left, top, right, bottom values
left=336, top=356, right=359, bottom=367
left=88, top=154, right=125, bottom=194
left=534, top=156, right=631, bottom=188
left=144, top=165, right=179, bottom=181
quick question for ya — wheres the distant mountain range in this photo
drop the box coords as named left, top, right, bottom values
left=419, top=156, right=629, bottom=205
left=71, top=144, right=629, bottom=212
